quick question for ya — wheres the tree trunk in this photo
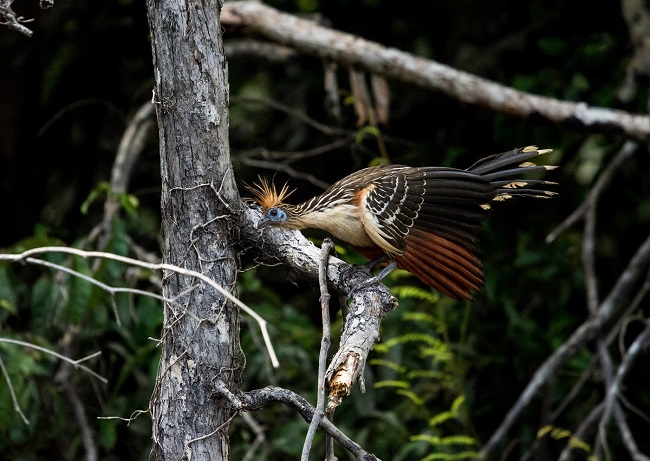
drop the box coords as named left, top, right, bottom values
left=145, top=1, right=241, bottom=460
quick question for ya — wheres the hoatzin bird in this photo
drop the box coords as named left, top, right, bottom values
left=250, top=146, right=557, bottom=301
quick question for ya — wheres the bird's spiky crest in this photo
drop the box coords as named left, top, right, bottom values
left=247, top=176, right=295, bottom=211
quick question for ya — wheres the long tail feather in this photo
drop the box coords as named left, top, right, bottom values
left=396, top=229, right=484, bottom=301
left=467, top=146, right=552, bottom=174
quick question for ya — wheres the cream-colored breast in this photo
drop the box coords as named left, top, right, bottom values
left=292, top=203, right=376, bottom=247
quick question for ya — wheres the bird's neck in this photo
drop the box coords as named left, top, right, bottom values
left=283, top=199, right=377, bottom=248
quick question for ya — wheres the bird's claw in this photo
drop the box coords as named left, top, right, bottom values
left=346, top=261, right=397, bottom=301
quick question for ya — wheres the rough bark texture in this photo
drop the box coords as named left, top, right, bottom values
left=146, top=1, right=241, bottom=460
left=238, top=206, right=398, bottom=408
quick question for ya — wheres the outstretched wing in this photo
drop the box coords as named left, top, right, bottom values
left=359, top=166, right=493, bottom=300
left=359, top=147, right=556, bottom=300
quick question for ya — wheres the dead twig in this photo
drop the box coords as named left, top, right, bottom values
left=482, top=232, right=650, bottom=459
left=0, top=0, right=33, bottom=36
left=215, top=383, right=382, bottom=461
left=0, top=246, right=279, bottom=368
left=546, top=141, right=637, bottom=244
left=0, top=355, right=29, bottom=424
left=99, top=101, right=156, bottom=248
left=231, top=95, right=349, bottom=137
left=599, top=321, right=650, bottom=461
left=238, top=206, right=398, bottom=409
left=225, top=38, right=298, bottom=62
left=301, top=238, right=335, bottom=461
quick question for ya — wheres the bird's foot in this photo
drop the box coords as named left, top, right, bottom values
left=347, top=261, right=397, bottom=301
left=363, top=254, right=390, bottom=271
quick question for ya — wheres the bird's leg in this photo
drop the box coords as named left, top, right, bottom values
left=348, top=260, right=397, bottom=300
left=372, top=260, right=397, bottom=281
left=363, top=254, right=390, bottom=271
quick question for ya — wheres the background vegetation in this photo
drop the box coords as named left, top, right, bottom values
left=1, top=0, right=649, bottom=460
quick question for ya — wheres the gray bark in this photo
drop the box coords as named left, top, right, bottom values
left=145, top=1, right=241, bottom=460
left=238, top=207, right=397, bottom=410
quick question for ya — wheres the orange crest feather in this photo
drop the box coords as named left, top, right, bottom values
left=246, top=176, right=294, bottom=211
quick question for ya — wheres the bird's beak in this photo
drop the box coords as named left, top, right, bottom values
left=257, top=216, right=272, bottom=229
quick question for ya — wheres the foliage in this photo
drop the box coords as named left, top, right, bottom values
left=0, top=216, right=161, bottom=460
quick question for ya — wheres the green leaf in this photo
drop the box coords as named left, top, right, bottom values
left=296, top=0, right=318, bottom=12
left=410, top=434, right=477, bottom=446
left=119, top=193, right=139, bottom=217
left=369, top=359, right=406, bottom=373
left=450, top=395, right=465, bottom=413
left=374, top=380, right=410, bottom=389
left=428, top=395, right=465, bottom=428
left=99, top=419, right=118, bottom=450
left=419, top=450, right=481, bottom=461
left=31, top=275, right=58, bottom=330
left=396, top=389, right=424, bottom=406
left=68, top=256, right=93, bottom=324
left=0, top=267, right=18, bottom=314
left=537, top=37, right=567, bottom=57
left=0, top=299, right=16, bottom=314
left=369, top=156, right=390, bottom=166
left=355, top=125, right=382, bottom=145
left=407, top=369, right=444, bottom=380
left=392, top=286, right=440, bottom=304
left=429, top=410, right=454, bottom=427
left=81, top=182, right=111, bottom=215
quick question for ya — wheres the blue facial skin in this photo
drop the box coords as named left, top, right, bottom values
left=257, top=207, right=287, bottom=229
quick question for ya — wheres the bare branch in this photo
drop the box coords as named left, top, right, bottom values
left=599, top=321, right=650, bottom=460
left=236, top=137, right=355, bottom=190
left=57, top=375, right=98, bottom=461
left=221, top=384, right=382, bottom=461
left=230, top=95, right=350, bottom=137
left=549, top=356, right=597, bottom=422
left=349, top=68, right=376, bottom=127
left=583, top=206, right=600, bottom=314
left=24, top=256, right=171, bottom=326
left=37, top=98, right=125, bottom=138
left=0, top=355, right=29, bottom=424
left=547, top=141, right=637, bottom=243
left=238, top=137, right=352, bottom=163
left=238, top=156, right=332, bottom=190
left=0, top=246, right=279, bottom=368
left=325, top=277, right=397, bottom=411
left=225, top=38, right=298, bottom=62
left=301, top=239, right=335, bottom=461
left=614, top=403, right=650, bottom=461
left=238, top=205, right=398, bottom=407
left=371, top=74, right=391, bottom=126
left=618, top=0, right=650, bottom=108
left=222, top=1, right=650, bottom=142
left=100, top=101, right=156, bottom=246
left=0, top=338, right=106, bottom=383
left=0, top=0, right=33, bottom=36
left=594, top=341, right=616, bottom=461
left=557, top=402, right=604, bottom=461
left=240, top=412, right=267, bottom=461
left=324, top=60, right=341, bottom=121
left=481, top=232, right=650, bottom=459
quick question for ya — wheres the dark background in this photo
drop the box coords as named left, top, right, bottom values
left=1, top=1, right=648, bottom=460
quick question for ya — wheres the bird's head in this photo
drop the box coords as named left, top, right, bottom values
left=258, top=206, right=288, bottom=228
left=246, top=177, right=296, bottom=229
